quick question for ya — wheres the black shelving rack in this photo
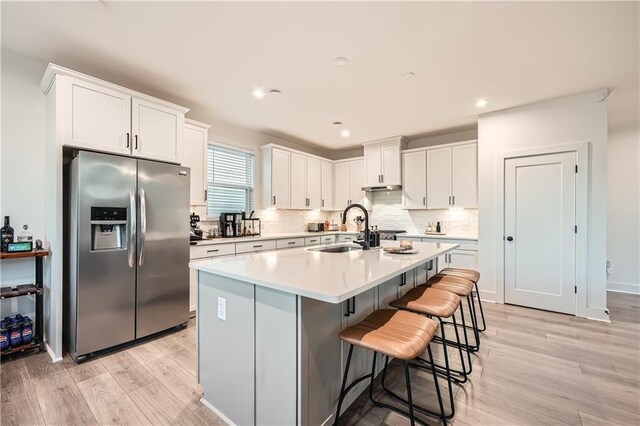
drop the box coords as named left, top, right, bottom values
left=0, top=250, right=48, bottom=360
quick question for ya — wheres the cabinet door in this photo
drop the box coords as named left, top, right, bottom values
left=364, top=147, right=382, bottom=187
left=271, top=149, right=291, bottom=208
left=334, top=162, right=351, bottom=209
left=132, top=98, right=184, bottom=163
left=349, top=159, right=366, bottom=205
left=183, top=124, right=207, bottom=206
left=449, top=249, right=478, bottom=270
left=63, top=77, right=132, bottom=155
left=452, top=144, right=478, bottom=208
left=426, top=147, right=452, bottom=209
left=381, top=145, right=401, bottom=186
left=307, top=156, right=322, bottom=209
left=290, top=152, right=308, bottom=209
left=321, top=160, right=334, bottom=210
left=402, top=151, right=427, bottom=209
left=378, top=276, right=400, bottom=309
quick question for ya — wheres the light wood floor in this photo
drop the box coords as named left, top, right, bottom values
left=1, top=292, right=638, bottom=425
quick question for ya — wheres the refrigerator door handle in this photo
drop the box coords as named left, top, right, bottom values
left=138, top=188, right=147, bottom=266
left=128, top=190, right=136, bottom=268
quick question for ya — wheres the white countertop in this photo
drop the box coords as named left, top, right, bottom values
left=399, top=233, right=478, bottom=241
left=190, top=241, right=458, bottom=303
left=191, top=231, right=358, bottom=246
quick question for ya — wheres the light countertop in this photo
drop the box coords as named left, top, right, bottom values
left=399, top=233, right=478, bottom=241
left=190, top=241, right=458, bottom=303
left=191, top=231, right=359, bottom=246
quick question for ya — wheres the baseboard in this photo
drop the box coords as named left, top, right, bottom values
left=45, top=342, right=63, bottom=363
left=607, top=281, right=640, bottom=295
left=478, top=290, right=496, bottom=303
left=200, top=398, right=236, bottom=426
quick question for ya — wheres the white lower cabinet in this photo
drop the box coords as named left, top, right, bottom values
left=321, top=235, right=336, bottom=245
left=276, top=238, right=305, bottom=250
left=236, top=240, right=277, bottom=254
left=305, top=236, right=323, bottom=246
left=337, top=234, right=357, bottom=243
left=189, top=243, right=236, bottom=312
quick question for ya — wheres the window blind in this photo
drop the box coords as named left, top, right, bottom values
left=207, top=144, right=255, bottom=217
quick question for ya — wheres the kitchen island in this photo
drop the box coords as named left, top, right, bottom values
left=190, top=240, right=458, bottom=425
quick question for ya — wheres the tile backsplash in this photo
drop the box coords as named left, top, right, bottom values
left=191, top=190, right=477, bottom=236
left=368, top=191, right=477, bottom=236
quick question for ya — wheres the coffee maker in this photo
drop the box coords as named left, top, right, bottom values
left=219, top=212, right=243, bottom=238
left=190, top=213, right=203, bottom=241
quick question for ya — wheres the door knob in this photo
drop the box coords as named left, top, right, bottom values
left=506, top=236, right=514, bottom=241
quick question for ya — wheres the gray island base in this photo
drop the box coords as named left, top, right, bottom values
left=191, top=241, right=458, bottom=425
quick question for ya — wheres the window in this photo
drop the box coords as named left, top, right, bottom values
left=207, top=144, right=255, bottom=217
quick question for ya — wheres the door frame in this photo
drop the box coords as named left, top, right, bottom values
left=495, top=142, right=589, bottom=317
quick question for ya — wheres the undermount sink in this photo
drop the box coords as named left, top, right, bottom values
left=308, top=244, right=363, bottom=253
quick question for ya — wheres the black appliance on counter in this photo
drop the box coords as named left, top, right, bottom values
left=378, top=230, right=407, bottom=240
left=220, top=212, right=243, bottom=237
left=190, top=213, right=203, bottom=241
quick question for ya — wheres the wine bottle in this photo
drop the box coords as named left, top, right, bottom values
left=1, top=216, right=14, bottom=252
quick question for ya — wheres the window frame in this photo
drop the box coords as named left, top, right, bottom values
left=206, top=141, right=257, bottom=220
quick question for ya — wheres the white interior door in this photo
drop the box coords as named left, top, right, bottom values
left=504, top=151, right=577, bottom=314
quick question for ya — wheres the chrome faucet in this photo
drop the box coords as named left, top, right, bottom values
left=342, top=203, right=370, bottom=250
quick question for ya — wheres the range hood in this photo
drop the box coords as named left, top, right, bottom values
left=361, top=184, right=402, bottom=192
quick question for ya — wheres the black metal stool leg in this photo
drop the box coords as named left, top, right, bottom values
left=427, top=346, right=447, bottom=425
left=451, top=311, right=470, bottom=377
left=467, top=295, right=480, bottom=351
left=474, top=282, right=487, bottom=332
left=404, top=360, right=416, bottom=426
left=334, top=344, right=354, bottom=426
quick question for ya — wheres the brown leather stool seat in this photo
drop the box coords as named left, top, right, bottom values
left=424, top=274, right=474, bottom=297
left=339, top=309, right=438, bottom=360
left=440, top=267, right=480, bottom=283
left=390, top=287, right=459, bottom=318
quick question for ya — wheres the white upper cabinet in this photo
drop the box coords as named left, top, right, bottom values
left=451, top=144, right=478, bottom=208
left=63, top=77, right=132, bottom=155
left=425, top=142, right=478, bottom=209
left=334, top=158, right=367, bottom=210
left=321, top=160, right=333, bottom=211
left=362, top=137, right=406, bottom=187
left=263, top=147, right=291, bottom=209
left=183, top=119, right=210, bottom=206
left=402, top=151, right=427, bottom=209
left=334, top=161, right=351, bottom=210
left=426, top=146, right=452, bottom=209
left=290, top=152, right=308, bottom=209
left=132, top=98, right=184, bottom=163
left=307, top=156, right=322, bottom=209
left=43, top=65, right=188, bottom=164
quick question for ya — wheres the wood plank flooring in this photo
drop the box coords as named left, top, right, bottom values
left=1, top=292, right=638, bottom=425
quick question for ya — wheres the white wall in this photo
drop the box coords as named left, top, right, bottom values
left=478, top=90, right=609, bottom=320
left=607, top=122, right=640, bottom=294
left=0, top=50, right=48, bottom=328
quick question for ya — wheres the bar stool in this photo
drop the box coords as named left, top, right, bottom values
left=422, top=275, right=481, bottom=352
left=334, top=309, right=446, bottom=426
left=389, top=286, right=470, bottom=419
left=439, top=268, right=486, bottom=332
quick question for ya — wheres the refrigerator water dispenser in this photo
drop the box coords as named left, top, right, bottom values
left=90, top=207, right=127, bottom=251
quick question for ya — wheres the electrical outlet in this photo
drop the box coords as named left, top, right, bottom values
left=217, top=297, right=226, bottom=321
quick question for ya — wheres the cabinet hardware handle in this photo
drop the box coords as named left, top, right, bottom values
left=350, top=296, right=356, bottom=314
left=288, top=241, right=296, bottom=245
left=310, top=239, right=317, bottom=242
left=254, top=244, right=263, bottom=248
left=134, top=135, right=138, bottom=150
left=452, top=195, right=455, bottom=206
left=381, top=174, right=384, bottom=183
left=344, top=298, right=351, bottom=317
left=273, top=195, right=276, bottom=205
left=126, top=133, right=130, bottom=148
left=506, top=236, right=514, bottom=241
left=448, top=195, right=451, bottom=206
left=423, top=196, right=426, bottom=206
left=322, top=199, right=325, bottom=207
left=207, top=249, right=219, bottom=253
left=204, top=190, right=207, bottom=201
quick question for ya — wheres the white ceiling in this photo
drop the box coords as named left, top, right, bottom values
left=2, top=1, right=638, bottom=150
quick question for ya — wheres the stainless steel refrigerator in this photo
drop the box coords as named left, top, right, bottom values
left=66, top=150, right=190, bottom=361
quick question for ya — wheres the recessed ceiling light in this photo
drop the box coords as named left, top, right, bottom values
left=334, top=57, right=349, bottom=67
left=404, top=72, right=416, bottom=79
left=475, top=98, right=488, bottom=108
left=268, top=89, right=282, bottom=95
left=333, top=121, right=343, bottom=126
left=252, top=88, right=266, bottom=99
left=341, top=129, right=350, bottom=138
